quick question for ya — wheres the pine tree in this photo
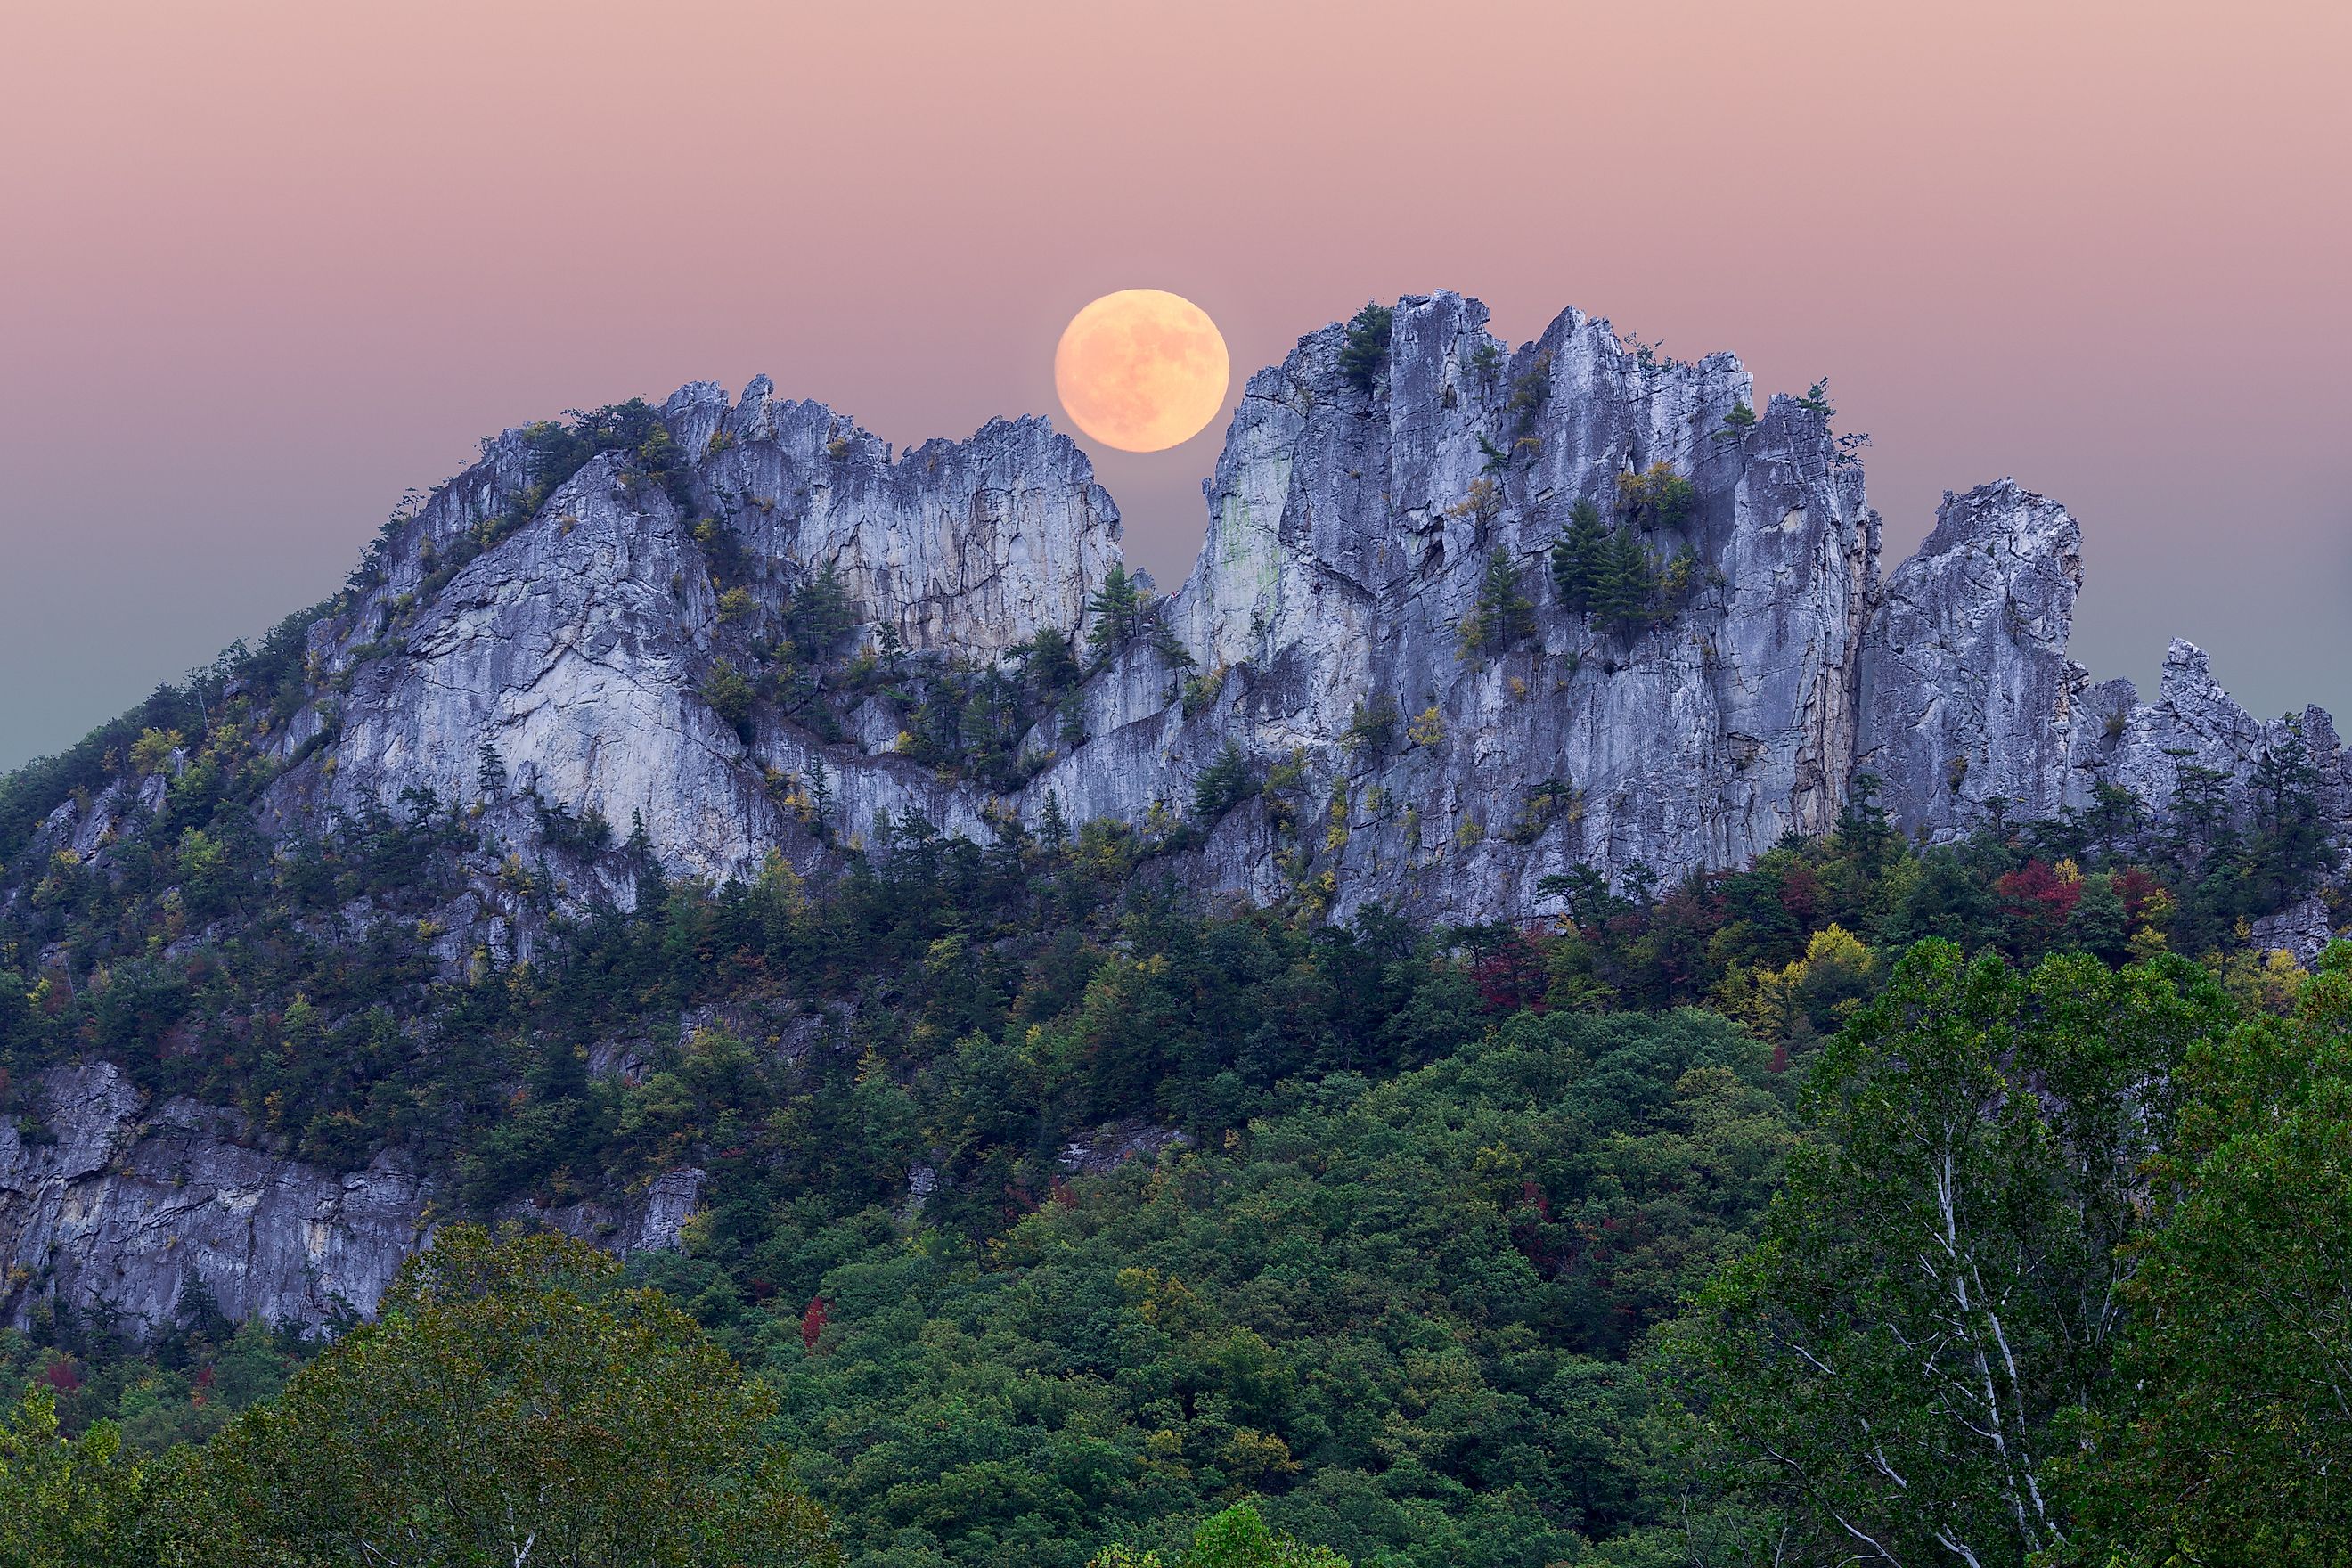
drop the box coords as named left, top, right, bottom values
left=1038, top=790, right=1069, bottom=856
left=1338, top=302, right=1393, bottom=393
left=1595, top=527, right=1657, bottom=634
left=1194, top=741, right=1254, bottom=821
left=785, top=564, right=854, bottom=660
left=1549, top=499, right=1610, bottom=615
left=1018, top=627, right=1082, bottom=696
left=1460, top=551, right=1537, bottom=656
left=806, top=758, right=835, bottom=838
left=1085, top=565, right=1145, bottom=665
left=2245, top=720, right=2331, bottom=910
left=625, top=808, right=664, bottom=909
left=476, top=742, right=506, bottom=801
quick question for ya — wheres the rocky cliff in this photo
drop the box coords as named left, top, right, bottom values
left=7, top=289, right=2345, bottom=1337
left=262, top=293, right=1883, bottom=924
left=245, top=290, right=2346, bottom=927
left=1, top=1061, right=701, bottom=1337
left=1854, top=478, right=2350, bottom=943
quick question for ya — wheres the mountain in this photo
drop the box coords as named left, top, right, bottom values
left=43, top=292, right=2339, bottom=931
left=240, top=294, right=2351, bottom=927
left=2, top=290, right=2342, bottom=1340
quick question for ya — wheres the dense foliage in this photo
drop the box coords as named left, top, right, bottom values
left=207, top=1225, right=831, bottom=1567
left=2, top=400, right=2348, bottom=1559
left=691, top=1007, right=1790, bottom=1568
left=1337, top=305, right=1393, bottom=394
left=0, top=1227, right=834, bottom=1567
left=2056, top=948, right=2352, bottom=1566
left=1663, top=944, right=2228, bottom=1563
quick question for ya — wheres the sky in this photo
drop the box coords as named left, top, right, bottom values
left=3, top=0, right=2348, bottom=771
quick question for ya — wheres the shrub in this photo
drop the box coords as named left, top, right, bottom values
left=1657, top=541, right=1703, bottom=612
left=1615, top=461, right=1696, bottom=528
left=1505, top=777, right=1580, bottom=843
left=1180, top=665, right=1229, bottom=719
left=130, top=728, right=182, bottom=778
left=1193, top=741, right=1254, bottom=821
left=701, top=660, right=756, bottom=744
left=535, top=798, right=615, bottom=858
left=1338, top=302, right=1393, bottom=393
left=1447, top=477, right=1502, bottom=527
left=1507, top=351, right=1553, bottom=433
left=1343, top=698, right=1398, bottom=754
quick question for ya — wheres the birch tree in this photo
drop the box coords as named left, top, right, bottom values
left=1663, top=941, right=2227, bottom=1565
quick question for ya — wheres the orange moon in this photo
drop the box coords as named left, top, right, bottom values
left=1054, top=290, right=1230, bottom=453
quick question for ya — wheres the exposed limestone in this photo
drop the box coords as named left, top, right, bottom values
left=0, top=1062, right=700, bottom=1338
left=1058, top=1121, right=1193, bottom=1179
left=12, top=289, right=2346, bottom=1340
left=1855, top=480, right=2092, bottom=834
left=1856, top=480, right=2352, bottom=875
left=1123, top=292, right=1878, bottom=917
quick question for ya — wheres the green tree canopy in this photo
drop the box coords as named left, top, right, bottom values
left=0, top=1386, right=158, bottom=1568
left=197, top=1225, right=834, bottom=1568
left=1663, top=943, right=2231, bottom=1566
left=1090, top=1502, right=1346, bottom=1568
left=1548, top=499, right=1609, bottom=616
left=1337, top=303, right=1393, bottom=394
left=2060, top=943, right=2352, bottom=1565
left=1086, top=566, right=1147, bottom=665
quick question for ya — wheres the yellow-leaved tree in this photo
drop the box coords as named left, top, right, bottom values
left=188, top=1224, right=835, bottom=1568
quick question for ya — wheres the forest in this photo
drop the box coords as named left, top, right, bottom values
left=0, top=625, right=2348, bottom=1566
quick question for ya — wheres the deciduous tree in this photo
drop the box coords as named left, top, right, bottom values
left=198, top=1225, right=834, bottom=1568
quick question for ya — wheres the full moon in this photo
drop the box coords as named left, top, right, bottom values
left=1054, top=290, right=1230, bottom=453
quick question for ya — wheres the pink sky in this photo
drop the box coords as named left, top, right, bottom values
left=4, top=0, right=2348, bottom=767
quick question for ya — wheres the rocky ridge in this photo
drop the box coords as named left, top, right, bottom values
left=8, top=290, right=2345, bottom=1337
left=247, top=290, right=2344, bottom=929
left=281, top=297, right=1880, bottom=918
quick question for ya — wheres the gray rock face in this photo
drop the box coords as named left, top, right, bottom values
left=271, top=386, right=1122, bottom=900
left=1052, top=292, right=1878, bottom=915
left=694, top=384, right=1122, bottom=658
left=239, top=290, right=2340, bottom=928
left=1856, top=480, right=2092, bottom=833
left=13, top=287, right=2346, bottom=1340
left=2085, top=641, right=2350, bottom=831
left=0, top=1063, right=700, bottom=1338
left=1856, top=479, right=2352, bottom=877
left=262, top=291, right=1896, bottom=923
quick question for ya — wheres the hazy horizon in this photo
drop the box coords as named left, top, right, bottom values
left=5, top=0, right=2348, bottom=771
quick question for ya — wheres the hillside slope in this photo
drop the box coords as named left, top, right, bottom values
left=2, top=291, right=2343, bottom=1340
